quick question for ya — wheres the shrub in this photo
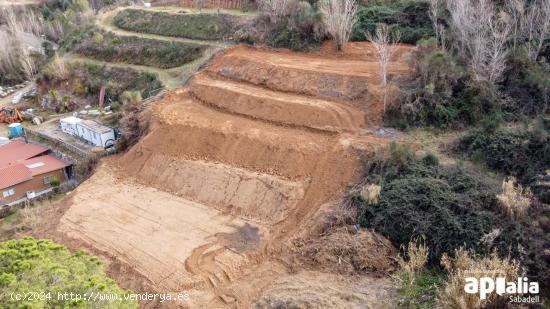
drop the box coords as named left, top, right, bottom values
left=117, top=92, right=147, bottom=151
left=39, top=62, right=163, bottom=102
left=44, top=54, right=69, bottom=80
left=458, top=121, right=550, bottom=202
left=49, top=176, right=61, bottom=188
left=113, top=9, right=239, bottom=40
left=359, top=183, right=381, bottom=205
left=422, top=152, right=439, bottom=166
left=71, top=30, right=204, bottom=69
left=497, top=177, right=532, bottom=220
left=395, top=238, right=442, bottom=308
left=355, top=152, right=499, bottom=264
left=397, top=270, right=442, bottom=308
left=0, top=237, right=137, bottom=308
left=352, top=1, right=434, bottom=44
left=437, top=248, right=520, bottom=309
left=501, top=50, right=550, bottom=116
left=358, top=176, right=495, bottom=264
left=19, top=206, right=40, bottom=229
left=240, top=0, right=324, bottom=51
left=397, top=238, right=428, bottom=285
left=355, top=142, right=549, bottom=288
left=385, top=39, right=502, bottom=129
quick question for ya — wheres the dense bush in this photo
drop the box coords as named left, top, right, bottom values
left=71, top=30, right=203, bottom=69
left=355, top=146, right=498, bottom=264
left=113, top=9, right=238, bottom=40
left=266, top=1, right=323, bottom=51
left=459, top=119, right=550, bottom=203
left=117, top=91, right=147, bottom=151
left=501, top=51, right=550, bottom=116
left=235, top=0, right=323, bottom=51
left=353, top=143, right=549, bottom=285
left=39, top=62, right=162, bottom=102
left=352, top=1, right=434, bottom=44
left=385, top=39, right=502, bottom=129
left=0, top=237, right=137, bottom=308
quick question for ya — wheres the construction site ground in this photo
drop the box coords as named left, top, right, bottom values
left=32, top=41, right=415, bottom=308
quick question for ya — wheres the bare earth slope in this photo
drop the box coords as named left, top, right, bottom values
left=53, top=42, right=414, bottom=308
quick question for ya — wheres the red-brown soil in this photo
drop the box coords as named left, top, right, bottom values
left=43, top=42, right=414, bottom=308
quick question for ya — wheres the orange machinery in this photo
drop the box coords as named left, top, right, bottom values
left=0, top=107, right=23, bottom=124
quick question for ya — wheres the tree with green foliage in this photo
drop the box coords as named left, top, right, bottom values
left=0, top=237, right=138, bottom=308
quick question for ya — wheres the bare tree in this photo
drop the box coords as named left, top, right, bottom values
left=320, top=0, right=358, bottom=51
left=429, top=0, right=446, bottom=50
left=0, top=32, right=20, bottom=76
left=505, top=0, right=524, bottom=49
left=447, top=0, right=512, bottom=83
left=521, top=0, right=550, bottom=61
left=19, top=48, right=38, bottom=80
left=365, top=24, right=401, bottom=113
left=44, top=19, right=65, bottom=41
left=258, top=0, right=289, bottom=22
left=0, top=7, right=40, bottom=81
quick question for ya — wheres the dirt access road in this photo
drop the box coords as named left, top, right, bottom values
left=43, top=42, right=414, bottom=308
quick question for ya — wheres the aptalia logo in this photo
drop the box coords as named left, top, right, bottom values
left=464, top=277, right=540, bottom=301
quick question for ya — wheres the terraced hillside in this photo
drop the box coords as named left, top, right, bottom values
left=62, top=6, right=247, bottom=90
left=51, top=42, right=414, bottom=307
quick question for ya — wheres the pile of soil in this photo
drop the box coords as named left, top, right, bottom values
left=291, top=227, right=397, bottom=275
left=254, top=271, right=396, bottom=309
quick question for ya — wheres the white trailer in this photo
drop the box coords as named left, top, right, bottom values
left=75, top=120, right=115, bottom=148
left=60, top=116, right=82, bottom=136
left=60, top=117, right=116, bottom=148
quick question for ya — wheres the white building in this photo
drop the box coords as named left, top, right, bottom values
left=60, top=117, right=116, bottom=148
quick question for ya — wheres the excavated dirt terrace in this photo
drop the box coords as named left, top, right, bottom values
left=50, top=42, right=414, bottom=308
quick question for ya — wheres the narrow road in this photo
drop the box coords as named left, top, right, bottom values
left=96, top=6, right=235, bottom=48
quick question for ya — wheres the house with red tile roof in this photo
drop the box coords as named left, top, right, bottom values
left=0, top=139, right=72, bottom=206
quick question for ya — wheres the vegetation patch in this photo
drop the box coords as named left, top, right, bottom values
left=501, top=51, right=550, bottom=116
left=0, top=237, right=137, bottom=308
left=235, top=0, right=323, bottom=51
left=458, top=119, right=550, bottom=203
left=351, top=143, right=548, bottom=287
left=352, top=1, right=434, bottom=44
left=113, top=9, right=238, bottom=40
left=71, top=30, right=204, bottom=69
left=385, top=39, right=501, bottom=129
left=40, top=61, right=162, bottom=103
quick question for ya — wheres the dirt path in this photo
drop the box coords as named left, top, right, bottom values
left=63, top=6, right=246, bottom=89
left=0, top=83, right=34, bottom=107
left=96, top=6, right=233, bottom=48
left=47, top=43, right=415, bottom=308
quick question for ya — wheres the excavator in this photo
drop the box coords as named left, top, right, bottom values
left=0, top=107, right=23, bottom=124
